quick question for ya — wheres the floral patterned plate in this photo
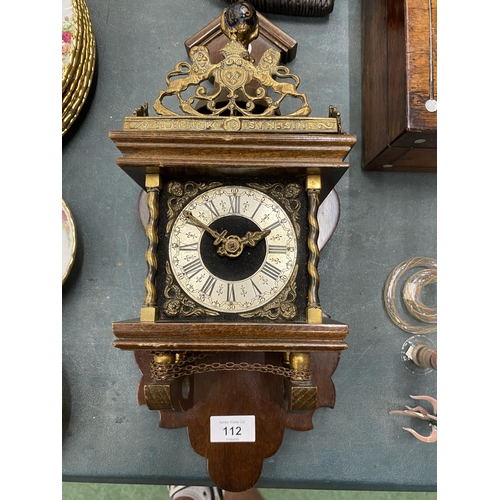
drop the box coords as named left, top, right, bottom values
left=62, top=0, right=76, bottom=85
left=62, top=199, right=76, bottom=284
left=62, top=0, right=96, bottom=135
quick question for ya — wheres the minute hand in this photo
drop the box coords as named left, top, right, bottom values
left=183, top=211, right=227, bottom=245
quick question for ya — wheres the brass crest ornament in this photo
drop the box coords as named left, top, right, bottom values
left=153, top=1, right=310, bottom=118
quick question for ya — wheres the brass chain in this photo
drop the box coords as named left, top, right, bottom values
left=150, top=351, right=312, bottom=381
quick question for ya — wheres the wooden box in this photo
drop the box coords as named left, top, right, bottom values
left=362, top=0, right=437, bottom=172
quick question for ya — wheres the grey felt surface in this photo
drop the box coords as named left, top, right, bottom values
left=62, top=0, right=436, bottom=491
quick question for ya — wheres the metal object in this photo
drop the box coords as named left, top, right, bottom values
left=150, top=351, right=312, bottom=381
left=285, top=380, right=318, bottom=412
left=425, top=0, right=437, bottom=112
left=152, top=2, right=312, bottom=119
left=286, top=352, right=317, bottom=411
left=141, top=174, right=161, bottom=322
left=183, top=210, right=270, bottom=258
left=306, top=175, right=322, bottom=323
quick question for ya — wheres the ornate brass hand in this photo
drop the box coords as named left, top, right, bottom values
left=183, top=211, right=228, bottom=245
left=183, top=211, right=270, bottom=258
left=219, top=230, right=270, bottom=258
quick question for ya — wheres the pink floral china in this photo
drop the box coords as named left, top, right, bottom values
left=62, top=0, right=75, bottom=79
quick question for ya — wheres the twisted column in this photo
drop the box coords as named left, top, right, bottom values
left=141, top=174, right=162, bottom=322
left=306, top=175, right=322, bottom=323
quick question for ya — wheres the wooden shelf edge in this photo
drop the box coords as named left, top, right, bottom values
left=113, top=338, right=349, bottom=352
left=109, top=130, right=357, bottom=148
left=112, top=319, right=349, bottom=352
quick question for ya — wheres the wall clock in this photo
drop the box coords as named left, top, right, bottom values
left=110, top=1, right=356, bottom=492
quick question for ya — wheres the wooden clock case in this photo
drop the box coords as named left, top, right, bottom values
left=109, top=2, right=356, bottom=492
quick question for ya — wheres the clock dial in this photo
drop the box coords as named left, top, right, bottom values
left=169, top=186, right=297, bottom=313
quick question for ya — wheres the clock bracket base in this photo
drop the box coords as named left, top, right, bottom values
left=131, top=348, right=343, bottom=492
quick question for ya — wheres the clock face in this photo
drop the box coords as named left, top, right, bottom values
left=168, top=185, right=298, bottom=313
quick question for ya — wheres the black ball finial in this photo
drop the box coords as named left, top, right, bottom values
left=222, top=1, right=259, bottom=46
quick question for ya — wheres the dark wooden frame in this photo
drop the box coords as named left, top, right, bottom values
left=362, top=0, right=437, bottom=172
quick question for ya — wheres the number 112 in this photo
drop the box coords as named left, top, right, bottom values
left=223, top=426, right=242, bottom=436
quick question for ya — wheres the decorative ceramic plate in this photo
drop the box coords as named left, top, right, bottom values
left=62, top=0, right=96, bottom=135
left=62, top=199, right=76, bottom=284
left=62, top=0, right=76, bottom=83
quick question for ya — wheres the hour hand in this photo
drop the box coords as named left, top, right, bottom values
left=217, top=230, right=270, bottom=258
left=240, top=230, right=271, bottom=248
left=183, top=211, right=227, bottom=245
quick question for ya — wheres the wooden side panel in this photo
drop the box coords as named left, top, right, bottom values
left=362, top=142, right=436, bottom=172
left=362, top=0, right=437, bottom=171
left=392, top=146, right=436, bottom=171
left=387, top=0, right=407, bottom=140
left=362, top=0, right=390, bottom=167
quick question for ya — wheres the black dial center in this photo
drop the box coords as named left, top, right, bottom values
left=200, top=215, right=266, bottom=281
